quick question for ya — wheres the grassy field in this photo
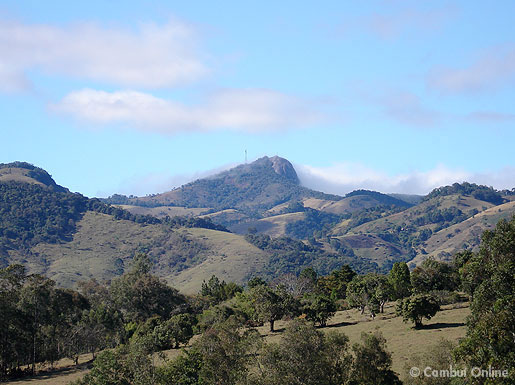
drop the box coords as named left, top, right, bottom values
left=5, top=302, right=469, bottom=384
left=257, top=302, right=470, bottom=381
left=166, top=227, right=270, bottom=293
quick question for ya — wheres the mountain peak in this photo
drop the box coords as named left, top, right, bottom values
left=251, top=155, right=299, bottom=184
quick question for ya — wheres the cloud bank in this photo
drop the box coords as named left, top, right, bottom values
left=296, top=163, right=515, bottom=195
left=0, top=19, right=207, bottom=90
left=52, top=88, right=323, bottom=133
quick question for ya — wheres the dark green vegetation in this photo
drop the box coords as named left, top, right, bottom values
left=1, top=215, right=514, bottom=384
left=108, top=156, right=340, bottom=213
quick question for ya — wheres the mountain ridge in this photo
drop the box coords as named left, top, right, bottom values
left=1, top=158, right=514, bottom=292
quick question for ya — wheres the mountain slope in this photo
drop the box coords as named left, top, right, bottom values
left=119, top=156, right=341, bottom=213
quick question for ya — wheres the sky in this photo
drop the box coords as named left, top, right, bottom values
left=1, top=0, right=515, bottom=198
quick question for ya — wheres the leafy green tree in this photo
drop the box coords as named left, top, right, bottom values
left=248, top=285, right=297, bottom=332
left=411, top=259, right=458, bottom=294
left=366, top=274, right=393, bottom=314
left=19, top=274, right=55, bottom=373
left=396, top=294, right=440, bottom=328
left=200, top=275, right=242, bottom=305
left=454, top=217, right=515, bottom=382
left=193, top=319, right=260, bottom=385
left=454, top=250, right=483, bottom=300
left=318, top=264, right=356, bottom=299
left=300, top=267, right=318, bottom=285
left=156, top=314, right=195, bottom=349
left=110, top=254, right=185, bottom=321
left=351, top=332, right=402, bottom=385
left=346, top=276, right=369, bottom=315
left=302, top=294, right=337, bottom=327
left=253, top=319, right=352, bottom=385
left=388, top=262, right=412, bottom=299
left=247, top=276, right=267, bottom=289
left=157, top=349, right=203, bottom=385
left=0, top=265, right=29, bottom=379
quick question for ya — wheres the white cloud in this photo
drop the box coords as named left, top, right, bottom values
left=0, top=18, right=207, bottom=90
left=52, top=88, right=323, bottom=133
left=95, top=162, right=237, bottom=198
left=296, top=163, right=515, bottom=195
left=428, top=46, right=515, bottom=94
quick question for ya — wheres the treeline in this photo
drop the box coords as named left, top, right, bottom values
left=424, top=182, right=504, bottom=205
left=0, top=181, right=228, bottom=257
left=244, top=232, right=381, bottom=277
left=1, top=216, right=514, bottom=383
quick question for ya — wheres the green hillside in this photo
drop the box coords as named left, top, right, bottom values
left=109, top=156, right=341, bottom=214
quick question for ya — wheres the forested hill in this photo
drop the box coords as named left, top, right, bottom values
left=108, top=156, right=341, bottom=213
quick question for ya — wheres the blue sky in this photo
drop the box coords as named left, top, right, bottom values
left=1, top=0, right=514, bottom=197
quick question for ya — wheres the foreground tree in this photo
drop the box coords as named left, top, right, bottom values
left=253, top=319, right=352, bottom=385
left=388, top=262, right=412, bottom=300
left=351, top=332, right=402, bottom=385
left=193, top=319, right=260, bottom=385
left=454, top=217, right=515, bottom=383
left=110, top=253, right=185, bottom=321
left=396, top=294, right=440, bottom=328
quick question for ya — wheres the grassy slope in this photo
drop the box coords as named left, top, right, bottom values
left=29, top=211, right=168, bottom=287
left=260, top=302, right=470, bottom=380
left=0, top=167, right=47, bottom=186
left=229, top=212, right=306, bottom=237
left=167, top=228, right=270, bottom=293
left=303, top=195, right=390, bottom=215
left=340, top=195, right=492, bottom=236
left=411, top=200, right=515, bottom=265
left=326, top=194, right=515, bottom=266
left=19, top=212, right=269, bottom=293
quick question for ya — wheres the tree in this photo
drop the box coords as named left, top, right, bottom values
left=351, top=332, right=402, bottom=385
left=388, top=262, right=411, bottom=300
left=248, top=285, right=297, bottom=332
left=318, top=264, right=356, bottom=299
left=155, top=314, right=195, bottom=349
left=253, top=319, right=352, bottom=385
left=302, top=294, right=337, bottom=327
left=396, top=294, right=440, bottom=328
left=411, top=259, right=458, bottom=294
left=158, top=349, right=203, bottom=385
left=18, top=274, right=55, bottom=373
left=200, top=275, right=243, bottom=305
left=193, top=319, right=260, bottom=385
left=110, top=254, right=185, bottom=321
left=366, top=274, right=393, bottom=314
left=346, top=274, right=391, bottom=318
left=454, top=217, right=515, bottom=382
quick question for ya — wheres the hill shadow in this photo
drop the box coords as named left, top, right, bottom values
left=421, top=322, right=465, bottom=330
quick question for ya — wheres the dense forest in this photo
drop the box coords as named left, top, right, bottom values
left=0, top=216, right=513, bottom=384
